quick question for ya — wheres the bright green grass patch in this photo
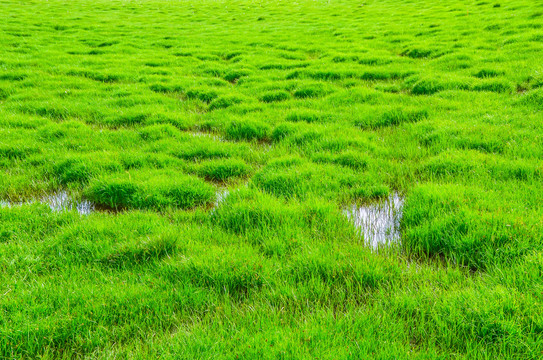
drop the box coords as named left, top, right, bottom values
left=198, top=158, right=250, bottom=181
left=1, top=0, right=543, bottom=357
left=84, top=170, right=215, bottom=210
left=402, top=183, right=540, bottom=270
left=354, top=106, right=429, bottom=129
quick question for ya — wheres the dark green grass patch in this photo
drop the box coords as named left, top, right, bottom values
left=160, top=248, right=267, bottom=295
left=223, top=69, right=251, bottom=83
left=211, top=188, right=357, bottom=244
left=149, top=83, right=183, bottom=94
left=418, top=150, right=541, bottom=182
left=49, top=153, right=122, bottom=185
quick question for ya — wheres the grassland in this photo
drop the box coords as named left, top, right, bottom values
left=1, top=0, right=543, bottom=358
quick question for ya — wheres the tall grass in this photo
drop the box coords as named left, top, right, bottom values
left=1, top=0, right=542, bottom=358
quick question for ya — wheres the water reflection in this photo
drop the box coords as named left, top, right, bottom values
left=43, top=191, right=95, bottom=215
left=344, top=192, right=404, bottom=249
left=1, top=191, right=95, bottom=215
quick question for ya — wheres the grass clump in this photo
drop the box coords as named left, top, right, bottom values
left=208, top=95, right=245, bottom=110
left=211, top=188, right=291, bottom=235
left=472, top=79, right=513, bottom=93
left=52, top=157, right=94, bottom=184
left=355, top=107, right=429, bottom=129
left=252, top=156, right=382, bottom=201
left=285, top=110, right=327, bottom=123
left=0, top=144, right=39, bottom=160
left=223, top=69, right=250, bottom=83
left=224, top=119, right=270, bottom=142
left=312, top=150, right=369, bottom=170
left=260, top=90, right=290, bottom=103
left=186, top=88, right=219, bottom=103
left=473, top=68, right=505, bottom=78
left=517, top=88, right=543, bottom=108
left=84, top=170, right=215, bottom=210
left=402, top=184, right=533, bottom=270
left=293, top=83, right=330, bottom=98
left=401, top=47, right=434, bottom=58
left=139, top=124, right=180, bottom=141
left=198, top=158, right=250, bottom=181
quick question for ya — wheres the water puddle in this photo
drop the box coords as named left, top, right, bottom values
left=2, top=186, right=242, bottom=215
left=344, top=192, right=404, bottom=249
left=209, top=182, right=250, bottom=212
left=214, top=188, right=230, bottom=208
left=0, top=191, right=108, bottom=215
left=191, top=131, right=225, bottom=142
left=43, top=191, right=97, bottom=215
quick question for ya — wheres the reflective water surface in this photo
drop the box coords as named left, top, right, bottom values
left=344, top=192, right=404, bottom=249
left=1, top=191, right=96, bottom=215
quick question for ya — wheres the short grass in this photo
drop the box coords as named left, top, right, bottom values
left=1, top=0, right=543, bottom=358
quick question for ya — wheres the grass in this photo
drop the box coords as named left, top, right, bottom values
left=1, top=0, right=543, bottom=358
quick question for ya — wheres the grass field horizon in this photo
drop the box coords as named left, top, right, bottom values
left=1, top=0, right=543, bottom=358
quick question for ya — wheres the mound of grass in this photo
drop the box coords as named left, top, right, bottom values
left=409, top=76, right=471, bottom=95
left=473, top=68, right=505, bottom=78
left=161, top=249, right=268, bottom=295
left=285, top=110, right=330, bottom=123
left=211, top=188, right=292, bottom=234
left=293, top=83, right=330, bottom=98
left=212, top=188, right=356, bottom=242
left=208, top=95, right=245, bottom=110
left=517, top=88, right=543, bottom=108
left=402, top=184, right=533, bottom=270
left=0, top=144, right=39, bottom=160
left=170, top=136, right=250, bottom=161
left=52, top=157, right=94, bottom=184
left=149, top=83, right=183, bottom=94
left=84, top=171, right=215, bottom=210
left=0, top=87, right=11, bottom=100
left=198, top=158, right=250, bottom=181
left=186, top=88, right=219, bottom=103
left=401, top=47, right=434, bottom=59
left=312, top=150, right=369, bottom=170
left=224, top=119, right=270, bottom=142
left=139, top=124, right=180, bottom=141
left=252, top=156, right=382, bottom=201
left=260, top=90, right=290, bottom=103
left=223, top=69, right=250, bottom=83
left=472, top=79, right=513, bottom=93
left=355, top=107, right=429, bottom=129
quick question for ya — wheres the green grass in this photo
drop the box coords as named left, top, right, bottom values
left=1, top=0, right=543, bottom=358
